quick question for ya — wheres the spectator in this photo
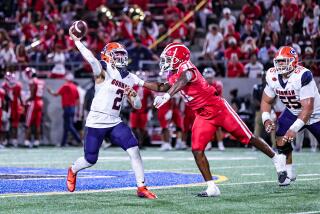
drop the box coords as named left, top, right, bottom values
left=264, top=49, right=276, bottom=70
left=280, top=0, right=301, bottom=34
left=219, top=8, right=236, bottom=35
left=119, top=12, right=134, bottom=42
left=47, top=73, right=82, bottom=147
left=15, top=44, right=29, bottom=65
left=202, top=24, right=224, bottom=60
left=303, top=9, right=319, bottom=38
left=139, top=28, right=155, bottom=47
left=137, top=11, right=159, bottom=41
left=266, top=12, right=280, bottom=34
left=242, top=0, right=262, bottom=21
left=258, top=37, right=277, bottom=65
left=224, top=37, right=242, bottom=60
left=127, top=39, right=159, bottom=71
left=302, top=47, right=320, bottom=76
left=227, top=53, right=245, bottom=78
left=224, top=25, right=241, bottom=46
left=48, top=44, right=66, bottom=78
left=240, top=19, right=259, bottom=42
left=0, top=41, right=17, bottom=71
left=258, top=21, right=278, bottom=47
left=241, top=36, right=259, bottom=62
left=244, top=54, right=264, bottom=78
left=60, top=2, right=76, bottom=30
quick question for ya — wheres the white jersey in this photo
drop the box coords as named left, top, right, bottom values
left=264, top=66, right=320, bottom=124
left=86, top=62, right=141, bottom=128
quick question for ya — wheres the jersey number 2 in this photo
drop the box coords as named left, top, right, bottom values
left=112, top=89, right=124, bottom=110
left=278, top=95, right=302, bottom=109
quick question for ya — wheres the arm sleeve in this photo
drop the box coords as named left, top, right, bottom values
left=300, top=70, right=316, bottom=100
left=74, top=41, right=102, bottom=76
left=263, top=83, right=276, bottom=98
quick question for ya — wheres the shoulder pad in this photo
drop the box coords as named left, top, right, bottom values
left=100, top=60, right=108, bottom=71
left=301, top=70, right=313, bottom=87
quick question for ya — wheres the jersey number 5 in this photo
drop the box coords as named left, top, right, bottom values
left=278, top=95, right=302, bottom=109
left=112, top=89, right=124, bottom=110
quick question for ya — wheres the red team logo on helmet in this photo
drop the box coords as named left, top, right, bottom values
left=159, top=42, right=191, bottom=72
left=273, top=46, right=298, bottom=75
left=101, top=42, right=128, bottom=68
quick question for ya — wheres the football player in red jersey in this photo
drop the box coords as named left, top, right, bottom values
left=24, top=67, right=45, bottom=148
left=130, top=72, right=153, bottom=147
left=136, top=42, right=287, bottom=196
left=2, top=72, right=23, bottom=147
left=0, top=87, right=6, bottom=149
left=202, top=68, right=225, bottom=151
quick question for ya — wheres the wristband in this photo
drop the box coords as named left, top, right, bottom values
left=289, top=119, right=305, bottom=132
left=261, top=112, right=271, bottom=125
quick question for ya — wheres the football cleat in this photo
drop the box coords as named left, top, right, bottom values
left=67, top=167, right=77, bottom=192
left=218, top=142, right=225, bottom=151
left=159, top=143, right=172, bottom=151
left=197, top=186, right=221, bottom=197
left=278, top=171, right=291, bottom=186
left=272, top=154, right=289, bottom=185
left=137, top=186, right=157, bottom=199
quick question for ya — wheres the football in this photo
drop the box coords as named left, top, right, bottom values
left=70, top=20, right=87, bottom=39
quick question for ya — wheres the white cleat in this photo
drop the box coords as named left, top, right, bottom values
left=272, top=154, right=290, bottom=186
left=218, top=142, right=225, bottom=151
left=159, top=143, right=172, bottom=151
left=205, top=143, right=212, bottom=151
left=33, top=140, right=40, bottom=147
left=175, top=141, right=187, bottom=150
left=24, top=140, right=32, bottom=148
left=197, top=185, right=221, bottom=197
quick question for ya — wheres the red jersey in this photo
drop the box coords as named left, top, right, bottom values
left=58, top=81, right=79, bottom=107
left=167, top=61, right=220, bottom=111
left=30, top=78, right=45, bottom=101
left=212, top=80, right=223, bottom=96
left=2, top=81, right=22, bottom=108
left=133, top=85, right=152, bottom=113
left=0, top=88, right=5, bottom=109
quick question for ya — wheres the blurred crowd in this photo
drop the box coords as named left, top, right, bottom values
left=1, top=0, right=320, bottom=78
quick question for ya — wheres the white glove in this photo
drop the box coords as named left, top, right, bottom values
left=165, top=110, right=173, bottom=120
left=153, top=93, right=171, bottom=108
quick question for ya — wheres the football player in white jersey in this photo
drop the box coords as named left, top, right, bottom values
left=261, top=46, right=320, bottom=186
left=66, top=27, right=157, bottom=199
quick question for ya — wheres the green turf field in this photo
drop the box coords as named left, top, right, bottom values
left=0, top=147, right=319, bottom=214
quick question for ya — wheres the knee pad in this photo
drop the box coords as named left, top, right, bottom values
left=277, top=143, right=293, bottom=155
left=85, top=152, right=98, bottom=165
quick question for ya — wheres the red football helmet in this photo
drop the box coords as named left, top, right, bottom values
left=159, top=42, right=191, bottom=72
left=4, top=72, right=17, bottom=86
left=273, top=46, right=298, bottom=75
left=24, top=67, right=37, bottom=79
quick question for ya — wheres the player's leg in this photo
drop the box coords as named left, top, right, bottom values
left=33, top=101, right=43, bottom=147
left=173, top=109, right=186, bottom=150
left=191, top=116, right=220, bottom=197
left=216, top=127, right=225, bottom=151
left=157, top=107, right=172, bottom=151
left=275, top=109, right=301, bottom=184
left=110, top=122, right=157, bottom=199
left=67, top=127, right=107, bottom=192
left=10, top=109, right=20, bottom=147
left=24, top=102, right=34, bottom=148
left=306, top=121, right=320, bottom=148
left=222, top=100, right=288, bottom=185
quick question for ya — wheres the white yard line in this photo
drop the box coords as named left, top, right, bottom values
left=0, top=177, right=319, bottom=198
left=288, top=211, right=320, bottom=214
left=241, top=173, right=265, bottom=176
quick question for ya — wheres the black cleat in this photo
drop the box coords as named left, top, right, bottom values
left=278, top=171, right=288, bottom=183
left=197, top=191, right=209, bottom=197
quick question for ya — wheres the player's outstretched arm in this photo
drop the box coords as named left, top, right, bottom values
left=143, top=81, right=171, bottom=92
left=153, top=70, right=192, bottom=108
left=69, top=28, right=102, bottom=77
left=261, top=91, right=276, bottom=133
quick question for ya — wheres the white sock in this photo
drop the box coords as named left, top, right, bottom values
left=286, top=164, right=293, bottom=178
left=206, top=180, right=216, bottom=189
left=71, top=157, right=93, bottom=174
left=127, top=146, right=145, bottom=187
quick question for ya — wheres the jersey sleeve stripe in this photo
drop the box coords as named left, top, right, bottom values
left=301, top=70, right=313, bottom=87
